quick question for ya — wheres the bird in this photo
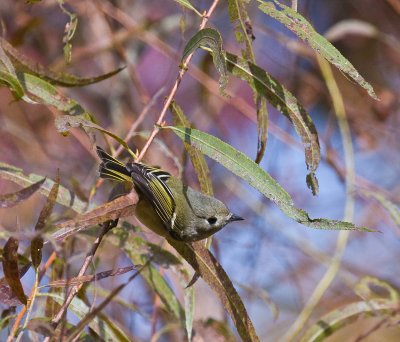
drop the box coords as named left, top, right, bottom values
left=96, top=146, right=243, bottom=242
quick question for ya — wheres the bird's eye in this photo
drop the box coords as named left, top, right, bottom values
left=207, top=217, right=217, bottom=225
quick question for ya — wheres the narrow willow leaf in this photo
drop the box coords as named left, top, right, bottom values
left=0, top=264, right=31, bottom=306
left=44, top=266, right=138, bottom=288
left=169, top=240, right=259, bottom=342
left=226, top=0, right=269, bottom=164
left=255, top=96, right=268, bottom=164
left=0, top=163, right=85, bottom=214
left=0, top=178, right=45, bottom=208
left=227, top=53, right=316, bottom=190
left=170, top=101, right=214, bottom=196
left=31, top=172, right=60, bottom=269
left=173, top=0, right=202, bottom=16
left=300, top=299, right=398, bottom=342
left=43, top=293, right=132, bottom=342
left=360, top=190, right=400, bottom=227
left=167, top=126, right=372, bottom=231
left=228, top=0, right=255, bottom=60
left=55, top=115, right=136, bottom=157
left=0, top=70, right=25, bottom=100
left=257, top=0, right=378, bottom=100
left=108, top=227, right=185, bottom=321
left=0, top=37, right=125, bottom=87
left=2, top=238, right=27, bottom=305
left=226, top=51, right=319, bottom=192
left=184, top=282, right=195, bottom=341
left=182, top=28, right=228, bottom=92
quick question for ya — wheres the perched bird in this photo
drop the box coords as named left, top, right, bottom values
left=96, top=146, right=243, bottom=242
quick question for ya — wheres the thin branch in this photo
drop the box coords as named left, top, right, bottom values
left=136, top=0, right=221, bottom=162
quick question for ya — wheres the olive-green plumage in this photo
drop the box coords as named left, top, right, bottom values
left=96, top=146, right=243, bottom=242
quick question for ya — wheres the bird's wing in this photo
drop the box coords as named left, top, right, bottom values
left=127, top=163, right=177, bottom=233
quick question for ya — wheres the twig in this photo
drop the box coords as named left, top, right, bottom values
left=7, top=252, right=57, bottom=342
left=136, top=0, right=221, bottom=162
left=44, top=220, right=118, bottom=341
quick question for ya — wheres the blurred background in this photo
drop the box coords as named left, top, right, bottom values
left=0, top=0, right=399, bottom=340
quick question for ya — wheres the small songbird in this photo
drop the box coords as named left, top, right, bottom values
left=96, top=146, right=243, bottom=242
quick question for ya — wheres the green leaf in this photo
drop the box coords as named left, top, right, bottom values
left=0, top=37, right=125, bottom=87
left=169, top=240, right=260, bottom=342
left=31, top=172, right=60, bottom=269
left=182, top=28, right=228, bottom=92
left=173, top=0, right=202, bottom=16
left=0, top=162, right=86, bottom=214
left=0, top=178, right=45, bottom=208
left=257, top=0, right=378, bottom=100
left=170, top=101, right=214, bottom=196
left=166, top=126, right=372, bottom=231
left=2, top=238, right=27, bottom=306
left=226, top=51, right=319, bottom=192
left=300, top=299, right=398, bottom=342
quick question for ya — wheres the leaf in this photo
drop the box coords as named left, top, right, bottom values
left=0, top=264, right=31, bottom=306
left=257, top=0, right=378, bottom=100
left=0, top=162, right=86, bottom=214
left=173, top=0, right=202, bottom=16
left=169, top=240, right=259, bottom=342
left=360, top=190, right=400, bottom=227
left=44, top=265, right=138, bottom=288
left=228, top=0, right=255, bottom=60
left=300, top=299, right=399, bottom=342
left=107, top=227, right=185, bottom=321
left=0, top=37, right=125, bottom=87
left=170, top=101, right=214, bottom=196
left=255, top=96, right=268, bottom=164
left=182, top=28, right=228, bottom=92
left=0, top=178, right=45, bottom=208
left=31, top=172, right=60, bottom=269
left=166, top=126, right=373, bottom=231
left=2, top=238, right=27, bottom=305
left=55, top=115, right=136, bottom=157
left=225, top=51, right=319, bottom=192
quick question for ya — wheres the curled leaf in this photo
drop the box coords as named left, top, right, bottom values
left=182, top=28, right=228, bottom=92
left=2, top=238, right=27, bottom=305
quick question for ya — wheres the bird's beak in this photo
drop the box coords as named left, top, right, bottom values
left=229, top=213, right=244, bottom=222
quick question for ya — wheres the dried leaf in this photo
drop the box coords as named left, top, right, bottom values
left=31, top=172, right=60, bottom=269
left=0, top=178, right=45, bottom=208
left=45, top=266, right=138, bottom=288
left=2, top=238, right=27, bottom=305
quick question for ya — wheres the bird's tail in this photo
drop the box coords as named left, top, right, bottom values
left=96, top=146, right=132, bottom=183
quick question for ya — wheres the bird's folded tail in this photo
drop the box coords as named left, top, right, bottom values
left=96, top=146, right=132, bottom=183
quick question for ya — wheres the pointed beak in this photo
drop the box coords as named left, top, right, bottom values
left=228, top=213, right=244, bottom=222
